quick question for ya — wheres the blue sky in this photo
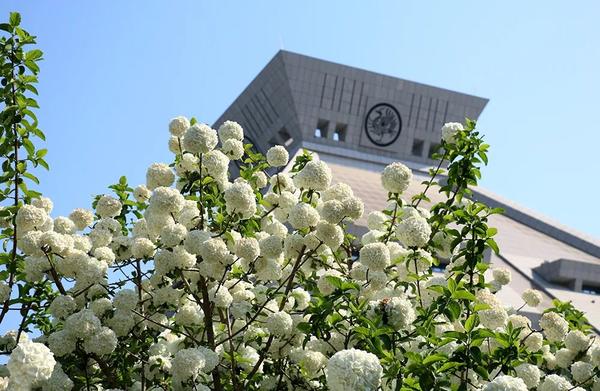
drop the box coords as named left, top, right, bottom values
left=1, top=1, right=599, bottom=237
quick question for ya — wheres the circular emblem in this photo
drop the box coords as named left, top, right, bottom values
left=364, top=103, right=402, bottom=147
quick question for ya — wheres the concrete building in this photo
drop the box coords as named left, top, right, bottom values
left=213, top=50, right=600, bottom=330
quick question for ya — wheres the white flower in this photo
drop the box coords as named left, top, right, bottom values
left=539, top=312, right=569, bottom=342
left=441, top=122, right=463, bottom=144
left=538, top=374, right=572, bottom=391
left=320, top=200, right=345, bottom=224
left=169, top=116, right=190, bottom=137
left=131, top=237, right=155, bottom=259
left=83, top=327, right=117, bottom=356
left=64, top=310, right=102, bottom=339
left=482, top=375, right=527, bottom=391
left=360, top=243, right=390, bottom=271
left=133, top=185, right=152, bottom=203
left=68, top=208, right=94, bottom=231
left=266, top=311, right=293, bottom=337
left=182, top=123, right=218, bottom=154
left=564, top=330, right=590, bottom=352
left=146, top=162, right=175, bottom=190
left=184, top=230, right=211, bottom=255
left=160, top=223, right=187, bottom=247
left=148, top=186, right=185, bottom=214
left=293, top=160, right=332, bottom=191
left=521, top=289, right=543, bottom=307
left=523, top=332, right=543, bottom=352
left=222, top=139, right=244, bottom=160
left=224, top=181, right=256, bottom=219
left=341, top=196, right=364, bottom=221
left=326, top=349, right=382, bottom=391
left=515, top=363, right=540, bottom=389
left=381, top=162, right=412, bottom=194
left=53, top=216, right=76, bottom=235
left=175, top=303, right=204, bottom=326
left=367, top=211, right=388, bottom=231
left=492, top=267, right=511, bottom=285
left=385, top=296, right=416, bottom=330
left=555, top=348, right=576, bottom=368
left=479, top=307, right=508, bottom=329
left=291, top=288, right=311, bottom=310
left=322, top=183, right=354, bottom=202
left=31, top=196, right=53, bottom=213
left=218, top=120, right=244, bottom=142
left=7, top=339, right=56, bottom=389
left=315, top=221, right=344, bottom=250
left=288, top=203, right=320, bottom=230
left=48, top=295, right=76, bottom=320
left=266, top=146, right=289, bottom=167
left=16, top=204, right=47, bottom=232
left=203, top=149, right=230, bottom=178
left=209, top=285, right=232, bottom=308
left=172, top=348, right=206, bottom=384
left=571, top=361, right=594, bottom=384
left=259, top=235, right=283, bottom=258
left=396, top=215, right=431, bottom=248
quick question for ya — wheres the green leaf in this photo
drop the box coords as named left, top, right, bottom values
left=9, top=12, right=21, bottom=27
left=423, top=354, right=446, bottom=365
left=452, top=290, right=476, bottom=301
left=465, top=314, right=478, bottom=332
left=25, top=49, right=43, bottom=61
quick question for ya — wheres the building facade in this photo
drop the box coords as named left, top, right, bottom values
left=214, top=50, right=600, bottom=330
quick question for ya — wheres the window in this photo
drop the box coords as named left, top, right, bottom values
left=333, top=123, right=347, bottom=142
left=278, top=127, right=293, bottom=147
left=428, top=143, right=441, bottom=159
left=315, top=119, right=329, bottom=139
left=412, top=139, right=424, bottom=156
left=582, top=285, right=600, bottom=295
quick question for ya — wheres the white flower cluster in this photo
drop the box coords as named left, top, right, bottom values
left=4, top=117, right=596, bottom=391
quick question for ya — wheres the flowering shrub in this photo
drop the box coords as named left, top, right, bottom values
left=1, top=12, right=600, bottom=391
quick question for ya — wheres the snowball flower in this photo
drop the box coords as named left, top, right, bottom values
left=385, top=296, right=416, bottom=330
left=218, top=120, right=244, bottom=142
left=293, top=160, right=332, bottom=191
left=222, top=139, right=244, bottom=160
left=538, top=374, right=572, bottom=391
left=565, top=330, right=590, bottom=352
left=482, top=375, right=527, bottom=391
left=146, top=162, right=175, bottom=190
left=539, top=312, right=569, bottom=342
left=266, top=145, right=289, bottom=167
left=96, top=195, right=122, bottom=218
left=515, top=363, right=540, bottom=389
left=288, top=203, right=320, bottom=230
left=441, top=122, right=463, bottom=144
left=172, top=348, right=206, bottom=383
left=521, top=289, right=543, bottom=307
left=7, top=339, right=56, bottom=389
left=235, top=237, right=260, bottom=261
left=169, top=116, right=190, bottom=137
left=359, top=242, right=390, bottom=271
left=149, top=186, right=185, bottom=214
left=381, top=162, right=412, bottom=195
left=68, top=208, right=94, bottom=231
left=224, top=180, right=256, bottom=219
left=396, top=215, right=431, bottom=248
left=15, top=204, right=47, bottom=232
left=182, top=123, right=218, bottom=154
left=266, top=311, right=293, bottom=337
left=326, top=349, right=383, bottom=391
left=492, top=267, right=511, bottom=285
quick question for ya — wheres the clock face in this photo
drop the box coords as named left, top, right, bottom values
left=364, top=103, right=402, bottom=147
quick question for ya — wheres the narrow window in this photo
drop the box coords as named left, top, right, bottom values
left=412, top=139, right=424, bottom=156
left=333, top=123, right=347, bottom=142
left=315, top=119, right=329, bottom=139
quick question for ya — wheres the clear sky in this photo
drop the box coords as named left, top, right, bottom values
left=1, top=1, right=599, bottom=238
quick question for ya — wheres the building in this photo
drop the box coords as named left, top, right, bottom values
left=213, top=50, right=600, bottom=330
